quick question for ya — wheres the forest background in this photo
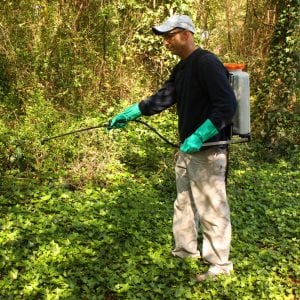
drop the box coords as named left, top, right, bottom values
left=0, top=0, right=299, bottom=299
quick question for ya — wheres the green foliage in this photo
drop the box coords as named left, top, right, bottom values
left=0, top=1, right=299, bottom=298
left=252, top=0, right=299, bottom=149
left=1, top=0, right=297, bottom=147
left=0, top=131, right=299, bottom=298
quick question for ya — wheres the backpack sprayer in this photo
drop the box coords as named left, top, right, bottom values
left=225, top=63, right=251, bottom=142
left=41, top=63, right=251, bottom=147
left=196, top=62, right=251, bottom=147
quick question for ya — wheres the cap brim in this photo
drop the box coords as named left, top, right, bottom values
left=152, top=25, right=174, bottom=35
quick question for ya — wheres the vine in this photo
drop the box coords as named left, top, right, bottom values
left=252, top=0, right=299, bottom=150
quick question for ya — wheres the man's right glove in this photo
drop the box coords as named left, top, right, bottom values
left=108, top=103, right=142, bottom=130
left=180, top=119, right=218, bottom=153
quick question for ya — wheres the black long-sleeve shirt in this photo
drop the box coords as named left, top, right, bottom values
left=139, top=48, right=237, bottom=144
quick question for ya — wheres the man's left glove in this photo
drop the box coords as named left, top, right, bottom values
left=108, top=103, right=142, bottom=130
left=180, top=119, right=218, bottom=153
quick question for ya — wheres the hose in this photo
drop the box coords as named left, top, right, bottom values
left=133, top=120, right=178, bottom=148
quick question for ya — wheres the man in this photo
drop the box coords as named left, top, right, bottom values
left=108, top=15, right=237, bottom=281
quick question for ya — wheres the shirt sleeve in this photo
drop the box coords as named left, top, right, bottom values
left=199, top=55, right=237, bottom=130
left=138, top=69, right=178, bottom=116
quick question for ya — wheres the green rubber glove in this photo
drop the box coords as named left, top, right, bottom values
left=108, top=103, right=142, bottom=129
left=180, top=119, right=218, bottom=153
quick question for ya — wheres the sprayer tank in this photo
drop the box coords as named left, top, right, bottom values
left=224, top=63, right=251, bottom=138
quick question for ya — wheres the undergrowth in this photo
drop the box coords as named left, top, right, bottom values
left=0, top=113, right=299, bottom=299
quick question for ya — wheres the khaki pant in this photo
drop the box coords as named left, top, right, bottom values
left=172, top=148, right=233, bottom=274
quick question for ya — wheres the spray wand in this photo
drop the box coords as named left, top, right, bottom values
left=40, top=120, right=178, bottom=146
left=41, top=124, right=108, bottom=145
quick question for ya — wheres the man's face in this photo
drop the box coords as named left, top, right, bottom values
left=162, top=29, right=186, bottom=57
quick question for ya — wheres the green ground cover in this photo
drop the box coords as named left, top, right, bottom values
left=0, top=123, right=299, bottom=299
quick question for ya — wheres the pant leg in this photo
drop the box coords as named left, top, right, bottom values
left=189, top=148, right=233, bottom=274
left=172, top=152, right=201, bottom=258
